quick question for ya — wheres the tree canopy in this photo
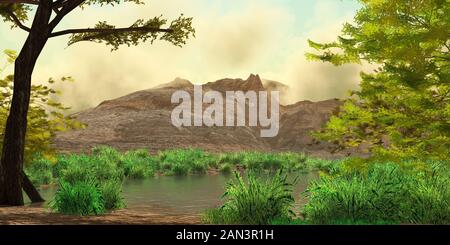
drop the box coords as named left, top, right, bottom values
left=309, top=0, right=450, bottom=160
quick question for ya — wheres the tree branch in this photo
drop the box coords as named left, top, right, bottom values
left=48, top=0, right=85, bottom=30
left=52, top=0, right=67, bottom=8
left=5, top=8, right=31, bottom=32
left=49, top=26, right=173, bottom=38
left=0, top=0, right=39, bottom=4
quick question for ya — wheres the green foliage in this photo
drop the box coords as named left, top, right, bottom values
left=35, top=147, right=332, bottom=183
left=119, top=149, right=158, bottom=179
left=158, top=148, right=217, bottom=175
left=56, top=153, right=124, bottom=183
left=309, top=0, right=450, bottom=160
left=50, top=181, right=105, bottom=216
left=303, top=161, right=450, bottom=224
left=0, top=3, right=31, bottom=28
left=269, top=217, right=309, bottom=225
left=1, top=1, right=195, bottom=51
left=50, top=147, right=126, bottom=215
left=203, top=170, right=297, bottom=225
left=0, top=50, right=82, bottom=164
left=218, top=151, right=313, bottom=172
left=66, top=8, right=194, bottom=50
left=58, top=157, right=95, bottom=184
left=100, top=180, right=125, bottom=210
left=25, top=155, right=54, bottom=186
left=218, top=152, right=245, bottom=165
left=219, top=163, right=232, bottom=173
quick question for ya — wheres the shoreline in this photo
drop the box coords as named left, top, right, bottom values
left=0, top=205, right=201, bottom=225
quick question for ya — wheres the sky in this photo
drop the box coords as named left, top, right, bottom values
left=0, top=0, right=366, bottom=110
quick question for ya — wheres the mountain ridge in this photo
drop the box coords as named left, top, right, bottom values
left=54, top=74, right=355, bottom=158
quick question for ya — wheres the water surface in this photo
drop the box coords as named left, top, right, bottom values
left=33, top=172, right=317, bottom=215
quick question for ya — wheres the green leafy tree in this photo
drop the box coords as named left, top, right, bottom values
left=0, top=0, right=195, bottom=205
left=0, top=50, right=82, bottom=164
left=308, top=0, right=450, bottom=160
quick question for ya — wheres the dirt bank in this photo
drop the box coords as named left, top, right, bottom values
left=0, top=205, right=201, bottom=225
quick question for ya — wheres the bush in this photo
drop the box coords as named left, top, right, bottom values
left=50, top=181, right=105, bottom=216
left=303, top=161, right=450, bottom=224
left=203, top=170, right=296, bottom=224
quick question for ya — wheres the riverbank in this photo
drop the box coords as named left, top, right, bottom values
left=0, top=205, right=201, bottom=225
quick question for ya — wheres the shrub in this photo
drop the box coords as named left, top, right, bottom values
left=203, top=170, right=296, bottom=224
left=50, top=181, right=105, bottom=216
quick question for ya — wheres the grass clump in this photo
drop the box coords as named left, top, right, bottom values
left=219, top=163, right=233, bottom=173
left=119, top=149, right=157, bottom=179
left=302, top=161, right=450, bottom=224
left=203, top=170, right=296, bottom=225
left=50, top=181, right=105, bottom=216
left=50, top=147, right=126, bottom=215
left=100, top=180, right=125, bottom=210
left=26, top=156, right=54, bottom=186
left=158, top=148, right=217, bottom=175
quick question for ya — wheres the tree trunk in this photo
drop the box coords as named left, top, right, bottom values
left=22, top=171, right=45, bottom=203
left=0, top=0, right=53, bottom=206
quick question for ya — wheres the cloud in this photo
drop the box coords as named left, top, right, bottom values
left=1, top=0, right=367, bottom=111
left=29, top=0, right=294, bottom=111
left=259, top=1, right=370, bottom=104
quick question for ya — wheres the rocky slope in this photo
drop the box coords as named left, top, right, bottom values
left=54, top=74, right=347, bottom=158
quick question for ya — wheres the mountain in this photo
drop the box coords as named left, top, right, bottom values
left=53, top=74, right=351, bottom=158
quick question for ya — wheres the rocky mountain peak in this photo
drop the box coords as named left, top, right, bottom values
left=155, top=77, right=193, bottom=89
left=204, top=74, right=265, bottom=92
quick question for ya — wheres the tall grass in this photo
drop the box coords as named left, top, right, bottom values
left=100, top=180, right=125, bottom=210
left=203, top=170, right=297, bottom=224
left=28, top=147, right=332, bottom=216
left=28, top=147, right=331, bottom=182
left=26, top=156, right=54, bottom=186
left=50, top=147, right=126, bottom=215
left=158, top=148, right=217, bottom=175
left=303, top=161, right=450, bottom=224
left=50, top=181, right=105, bottom=216
left=119, top=150, right=157, bottom=179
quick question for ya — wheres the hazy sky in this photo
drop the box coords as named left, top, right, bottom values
left=0, top=0, right=367, bottom=110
